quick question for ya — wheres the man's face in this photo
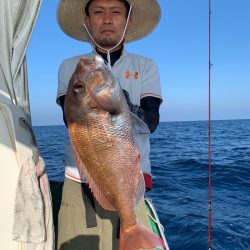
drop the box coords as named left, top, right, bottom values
left=85, top=0, right=130, bottom=49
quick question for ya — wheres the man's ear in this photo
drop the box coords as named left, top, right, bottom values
left=84, top=16, right=90, bottom=26
left=127, top=17, right=132, bottom=29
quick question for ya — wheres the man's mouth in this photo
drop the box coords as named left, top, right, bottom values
left=101, top=30, right=115, bottom=35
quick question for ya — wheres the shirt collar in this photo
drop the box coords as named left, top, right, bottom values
left=91, top=48, right=127, bottom=68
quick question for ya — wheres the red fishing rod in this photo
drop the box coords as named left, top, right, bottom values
left=208, top=0, right=212, bottom=249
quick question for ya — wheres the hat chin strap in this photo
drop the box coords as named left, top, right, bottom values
left=83, top=4, right=132, bottom=68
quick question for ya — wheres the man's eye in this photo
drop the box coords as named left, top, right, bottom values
left=94, top=11, right=104, bottom=14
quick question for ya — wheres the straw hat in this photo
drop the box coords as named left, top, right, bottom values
left=57, top=0, right=161, bottom=43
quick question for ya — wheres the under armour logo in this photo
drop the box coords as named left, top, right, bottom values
left=125, top=71, right=139, bottom=79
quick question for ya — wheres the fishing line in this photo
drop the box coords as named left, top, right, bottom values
left=208, top=0, right=212, bottom=249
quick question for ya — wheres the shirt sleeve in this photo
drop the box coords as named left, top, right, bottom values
left=140, top=59, right=162, bottom=102
left=56, top=59, right=76, bottom=105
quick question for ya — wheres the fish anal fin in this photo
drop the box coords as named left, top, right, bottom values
left=135, top=153, right=145, bottom=205
left=120, top=223, right=166, bottom=250
left=71, top=142, right=115, bottom=211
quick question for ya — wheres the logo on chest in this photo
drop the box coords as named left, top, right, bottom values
left=125, top=71, right=139, bottom=80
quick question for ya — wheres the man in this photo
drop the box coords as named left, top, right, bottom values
left=56, top=0, right=162, bottom=249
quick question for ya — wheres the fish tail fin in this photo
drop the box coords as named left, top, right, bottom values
left=120, top=223, right=166, bottom=250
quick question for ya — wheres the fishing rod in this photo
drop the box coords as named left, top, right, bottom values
left=208, top=0, right=212, bottom=249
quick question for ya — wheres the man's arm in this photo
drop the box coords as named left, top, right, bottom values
left=140, top=96, right=161, bottom=133
left=58, top=95, right=68, bottom=127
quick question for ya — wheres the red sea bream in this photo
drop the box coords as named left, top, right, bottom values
left=64, top=56, right=166, bottom=250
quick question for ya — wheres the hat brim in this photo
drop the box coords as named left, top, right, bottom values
left=57, top=0, right=161, bottom=43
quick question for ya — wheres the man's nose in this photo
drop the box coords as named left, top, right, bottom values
left=102, top=13, right=113, bottom=24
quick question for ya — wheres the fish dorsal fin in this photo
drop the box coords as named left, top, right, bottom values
left=71, top=142, right=115, bottom=211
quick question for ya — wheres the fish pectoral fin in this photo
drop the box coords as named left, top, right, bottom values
left=120, top=223, right=167, bottom=250
left=130, top=112, right=150, bottom=134
left=71, top=141, right=116, bottom=211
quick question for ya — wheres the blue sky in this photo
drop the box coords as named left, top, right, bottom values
left=27, top=0, right=250, bottom=126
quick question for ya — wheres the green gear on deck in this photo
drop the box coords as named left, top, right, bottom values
left=145, top=201, right=162, bottom=250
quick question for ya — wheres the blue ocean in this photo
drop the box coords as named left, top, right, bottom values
left=33, top=119, right=250, bottom=250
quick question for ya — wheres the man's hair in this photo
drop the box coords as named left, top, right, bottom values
left=85, top=0, right=130, bottom=17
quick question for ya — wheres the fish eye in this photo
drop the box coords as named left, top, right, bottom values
left=74, top=81, right=85, bottom=93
